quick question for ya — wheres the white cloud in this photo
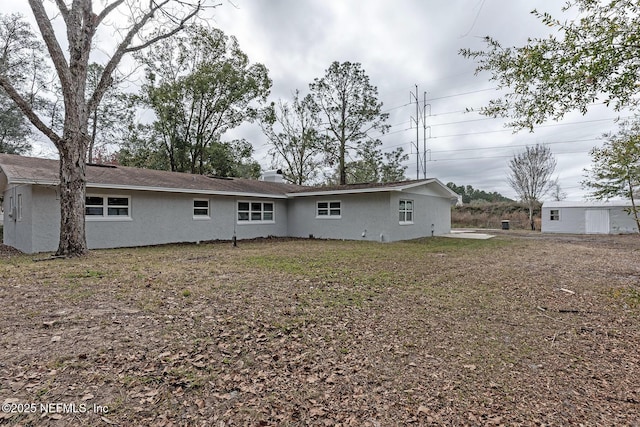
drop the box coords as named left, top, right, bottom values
left=5, top=1, right=624, bottom=199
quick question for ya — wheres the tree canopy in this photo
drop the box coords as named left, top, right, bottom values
left=0, top=1, right=213, bottom=256
left=507, top=144, right=557, bottom=228
left=135, top=24, right=270, bottom=175
left=460, top=1, right=640, bottom=130
left=309, top=61, right=389, bottom=185
left=260, top=91, right=325, bottom=185
left=583, top=117, right=640, bottom=232
left=446, top=182, right=512, bottom=204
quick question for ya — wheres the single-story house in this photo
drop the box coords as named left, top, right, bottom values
left=541, top=200, right=639, bottom=234
left=0, top=154, right=459, bottom=253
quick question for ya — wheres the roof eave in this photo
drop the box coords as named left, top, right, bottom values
left=87, top=183, right=288, bottom=198
left=3, top=179, right=288, bottom=199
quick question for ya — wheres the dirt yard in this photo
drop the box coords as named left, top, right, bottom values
left=0, top=234, right=638, bottom=426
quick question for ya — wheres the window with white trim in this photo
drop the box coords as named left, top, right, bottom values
left=7, top=195, right=14, bottom=220
left=399, top=199, right=414, bottom=224
left=237, top=201, right=274, bottom=223
left=316, top=201, right=341, bottom=218
left=193, top=199, right=210, bottom=218
left=17, top=194, right=22, bottom=221
left=85, top=195, right=130, bottom=218
left=550, top=209, right=560, bottom=221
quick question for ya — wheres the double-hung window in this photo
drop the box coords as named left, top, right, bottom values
left=316, top=201, right=341, bottom=218
left=85, top=195, right=130, bottom=219
left=550, top=209, right=560, bottom=221
left=193, top=199, right=210, bottom=219
left=399, top=199, right=414, bottom=224
left=237, top=201, right=274, bottom=223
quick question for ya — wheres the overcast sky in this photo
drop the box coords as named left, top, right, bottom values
left=204, top=0, right=629, bottom=200
left=12, top=1, right=629, bottom=200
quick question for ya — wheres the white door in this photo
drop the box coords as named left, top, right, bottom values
left=585, top=209, right=610, bottom=234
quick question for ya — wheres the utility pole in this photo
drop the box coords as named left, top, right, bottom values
left=422, top=92, right=431, bottom=179
left=410, top=85, right=420, bottom=180
left=410, top=85, right=430, bottom=180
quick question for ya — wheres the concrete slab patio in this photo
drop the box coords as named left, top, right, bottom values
left=443, top=229, right=496, bottom=240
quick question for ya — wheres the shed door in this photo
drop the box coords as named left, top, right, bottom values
left=585, top=209, right=610, bottom=234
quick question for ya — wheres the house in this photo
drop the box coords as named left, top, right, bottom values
left=541, top=200, right=639, bottom=234
left=0, top=154, right=458, bottom=253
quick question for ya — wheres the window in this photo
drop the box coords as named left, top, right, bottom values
left=550, top=209, right=560, bottom=221
left=85, top=195, right=130, bottom=219
left=399, top=199, right=414, bottom=224
left=193, top=199, right=210, bottom=218
left=237, top=201, right=274, bottom=223
left=17, top=194, right=22, bottom=221
left=316, top=201, right=341, bottom=218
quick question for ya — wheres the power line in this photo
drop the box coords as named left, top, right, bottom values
left=397, top=149, right=593, bottom=165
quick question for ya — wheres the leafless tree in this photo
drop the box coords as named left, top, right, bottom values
left=0, top=1, right=214, bottom=256
left=260, top=91, right=325, bottom=185
left=507, top=144, right=557, bottom=230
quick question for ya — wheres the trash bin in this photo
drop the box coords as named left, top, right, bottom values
left=501, top=220, right=510, bottom=230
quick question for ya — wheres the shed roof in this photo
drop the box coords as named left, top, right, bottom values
left=543, top=200, right=634, bottom=208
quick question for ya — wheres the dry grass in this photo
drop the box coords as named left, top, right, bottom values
left=0, top=234, right=639, bottom=426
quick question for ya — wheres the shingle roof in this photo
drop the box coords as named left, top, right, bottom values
left=289, top=179, right=432, bottom=194
left=0, top=154, right=457, bottom=199
left=0, top=154, right=304, bottom=197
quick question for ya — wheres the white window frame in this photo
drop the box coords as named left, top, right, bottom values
left=399, top=199, right=414, bottom=224
left=17, top=194, right=22, bottom=221
left=193, top=198, right=210, bottom=219
left=85, top=195, right=131, bottom=221
left=237, top=200, right=275, bottom=224
left=316, top=200, right=342, bottom=219
left=8, top=195, right=14, bottom=219
left=550, top=209, right=560, bottom=221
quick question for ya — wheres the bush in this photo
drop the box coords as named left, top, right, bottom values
left=452, top=202, right=541, bottom=230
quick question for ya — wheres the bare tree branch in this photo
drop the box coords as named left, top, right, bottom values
left=88, top=1, right=206, bottom=114
left=0, top=75, right=62, bottom=147
left=28, top=0, right=72, bottom=97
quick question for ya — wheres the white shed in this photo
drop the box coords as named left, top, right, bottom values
left=541, top=200, right=638, bottom=234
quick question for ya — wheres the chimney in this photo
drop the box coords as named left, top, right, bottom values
left=260, top=169, right=284, bottom=183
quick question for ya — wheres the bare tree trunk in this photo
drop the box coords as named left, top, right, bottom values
left=57, top=142, right=88, bottom=256
left=339, top=141, right=346, bottom=185
left=529, top=203, right=535, bottom=231
left=627, top=175, right=640, bottom=234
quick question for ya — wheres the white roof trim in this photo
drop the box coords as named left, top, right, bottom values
left=286, top=178, right=458, bottom=198
left=86, top=183, right=288, bottom=199
left=286, top=187, right=406, bottom=197
left=543, top=200, right=634, bottom=208
left=4, top=178, right=287, bottom=199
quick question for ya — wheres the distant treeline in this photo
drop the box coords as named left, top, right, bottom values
left=446, top=182, right=513, bottom=204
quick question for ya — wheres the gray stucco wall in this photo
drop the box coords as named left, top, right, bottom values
left=287, top=192, right=392, bottom=241
left=388, top=191, right=452, bottom=241
left=287, top=190, right=452, bottom=242
left=541, top=205, right=638, bottom=234
left=4, top=182, right=454, bottom=253
left=84, top=190, right=288, bottom=249
left=7, top=185, right=290, bottom=253
left=3, top=184, right=37, bottom=253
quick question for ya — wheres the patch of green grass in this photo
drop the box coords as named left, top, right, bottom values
left=608, top=286, right=640, bottom=308
left=65, top=269, right=106, bottom=279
